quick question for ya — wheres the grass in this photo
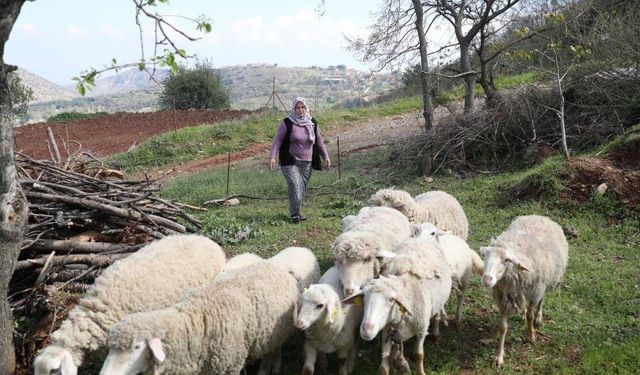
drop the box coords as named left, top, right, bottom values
left=437, top=71, right=540, bottom=104
left=156, top=141, right=640, bottom=374
left=108, top=96, right=423, bottom=172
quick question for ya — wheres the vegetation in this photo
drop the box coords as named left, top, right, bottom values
left=159, top=61, right=230, bottom=110
left=7, top=72, right=33, bottom=123
left=47, top=111, right=109, bottom=123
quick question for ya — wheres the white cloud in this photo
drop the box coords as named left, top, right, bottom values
left=231, top=10, right=367, bottom=50
left=66, top=24, right=89, bottom=38
left=100, top=25, right=126, bottom=39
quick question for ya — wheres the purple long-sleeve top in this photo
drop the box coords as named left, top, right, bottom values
left=269, top=121, right=329, bottom=161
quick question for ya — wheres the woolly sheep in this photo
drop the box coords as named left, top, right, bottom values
left=99, top=247, right=320, bottom=375
left=370, top=188, right=469, bottom=240
left=213, top=252, right=263, bottom=282
left=33, top=234, right=226, bottom=375
left=479, top=215, right=568, bottom=365
left=270, top=246, right=321, bottom=292
left=415, top=222, right=484, bottom=325
left=333, top=206, right=413, bottom=297
left=295, top=267, right=363, bottom=375
left=345, top=237, right=452, bottom=375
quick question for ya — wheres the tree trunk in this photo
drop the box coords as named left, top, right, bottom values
left=412, top=0, right=435, bottom=176
left=0, top=1, right=28, bottom=373
left=460, top=40, right=476, bottom=114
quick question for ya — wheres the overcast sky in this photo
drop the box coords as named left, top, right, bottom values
left=5, top=0, right=387, bottom=85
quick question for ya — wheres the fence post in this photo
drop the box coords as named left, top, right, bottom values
left=337, top=136, right=341, bottom=189
left=226, top=148, right=231, bottom=197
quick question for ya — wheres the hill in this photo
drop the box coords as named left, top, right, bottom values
left=20, top=65, right=398, bottom=124
left=15, top=68, right=77, bottom=102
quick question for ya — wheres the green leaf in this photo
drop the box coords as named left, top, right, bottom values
left=111, top=58, right=117, bottom=65
left=76, top=82, right=86, bottom=96
left=177, top=49, right=188, bottom=58
left=138, top=61, right=146, bottom=71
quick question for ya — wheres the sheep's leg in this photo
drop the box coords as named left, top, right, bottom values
left=534, top=298, right=544, bottom=330
left=525, top=302, right=537, bottom=343
left=455, top=289, right=465, bottom=328
left=346, top=343, right=358, bottom=374
left=379, top=329, right=392, bottom=375
left=336, top=347, right=350, bottom=375
left=496, top=315, right=509, bottom=366
left=430, top=315, right=440, bottom=339
left=258, top=347, right=282, bottom=375
left=301, top=341, right=318, bottom=375
left=414, top=333, right=427, bottom=375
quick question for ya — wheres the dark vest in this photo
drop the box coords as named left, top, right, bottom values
left=279, top=117, right=318, bottom=166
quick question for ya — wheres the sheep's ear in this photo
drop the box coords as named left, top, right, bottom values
left=148, top=338, right=166, bottom=364
left=504, top=251, right=530, bottom=272
left=393, top=295, right=413, bottom=316
left=342, top=291, right=364, bottom=305
left=410, top=223, right=422, bottom=237
left=376, top=250, right=396, bottom=259
left=327, top=301, right=338, bottom=323
left=59, top=350, right=77, bottom=375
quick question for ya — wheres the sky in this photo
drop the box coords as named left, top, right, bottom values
left=5, top=0, right=388, bottom=86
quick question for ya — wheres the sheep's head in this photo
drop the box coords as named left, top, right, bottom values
left=100, top=338, right=165, bottom=375
left=332, top=232, right=395, bottom=297
left=369, top=188, right=412, bottom=209
left=343, top=277, right=412, bottom=341
left=296, top=284, right=340, bottom=330
left=479, top=243, right=530, bottom=288
left=34, top=345, right=78, bottom=375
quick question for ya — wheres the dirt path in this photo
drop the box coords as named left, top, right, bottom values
left=164, top=110, right=427, bottom=178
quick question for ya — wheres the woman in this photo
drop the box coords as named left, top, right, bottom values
left=268, top=97, right=331, bottom=223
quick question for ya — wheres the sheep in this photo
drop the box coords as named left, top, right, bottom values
left=479, top=215, right=569, bottom=365
left=270, top=246, right=321, bottom=292
left=415, top=222, right=484, bottom=325
left=369, top=188, right=469, bottom=240
left=295, top=266, right=363, bottom=375
left=332, top=206, right=414, bottom=297
left=344, top=236, right=452, bottom=375
left=99, top=249, right=320, bottom=375
left=34, top=234, right=226, bottom=375
left=214, top=252, right=263, bottom=281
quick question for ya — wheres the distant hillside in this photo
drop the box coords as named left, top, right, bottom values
left=16, top=68, right=78, bottom=102
left=78, top=68, right=169, bottom=97
left=21, top=64, right=399, bottom=124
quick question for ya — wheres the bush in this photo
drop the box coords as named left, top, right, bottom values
left=8, top=72, right=33, bottom=122
left=47, top=111, right=108, bottom=123
left=159, top=61, right=230, bottom=110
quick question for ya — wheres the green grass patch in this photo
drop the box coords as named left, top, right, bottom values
left=156, top=143, right=639, bottom=374
left=47, top=111, right=109, bottom=123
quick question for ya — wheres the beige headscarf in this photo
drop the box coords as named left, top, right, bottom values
left=287, top=97, right=315, bottom=143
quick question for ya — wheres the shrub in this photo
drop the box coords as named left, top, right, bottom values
left=47, top=111, right=108, bottom=123
left=159, top=61, right=230, bottom=110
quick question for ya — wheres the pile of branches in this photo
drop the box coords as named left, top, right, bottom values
left=9, top=151, right=204, bottom=313
left=389, top=84, right=630, bottom=174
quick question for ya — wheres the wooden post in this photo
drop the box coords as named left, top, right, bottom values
left=46, top=127, right=62, bottom=164
left=226, top=149, right=231, bottom=196
left=337, top=136, right=342, bottom=189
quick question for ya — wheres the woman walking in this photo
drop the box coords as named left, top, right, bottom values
left=268, top=97, right=331, bottom=223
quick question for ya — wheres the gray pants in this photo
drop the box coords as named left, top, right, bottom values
left=281, top=160, right=312, bottom=217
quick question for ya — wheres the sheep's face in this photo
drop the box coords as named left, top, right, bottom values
left=100, top=339, right=164, bottom=375
left=335, top=256, right=375, bottom=298
left=344, top=278, right=409, bottom=341
left=34, top=346, right=77, bottom=375
left=480, top=246, right=529, bottom=288
left=415, top=222, right=447, bottom=243
left=296, top=285, right=337, bottom=330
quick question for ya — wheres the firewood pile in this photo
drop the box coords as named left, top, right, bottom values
left=9, top=152, right=205, bottom=310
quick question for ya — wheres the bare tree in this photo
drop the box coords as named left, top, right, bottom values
left=0, top=1, right=208, bottom=371
left=426, top=0, right=521, bottom=114
left=346, top=0, right=437, bottom=175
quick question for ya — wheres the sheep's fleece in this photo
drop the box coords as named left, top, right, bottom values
left=103, top=261, right=301, bottom=374
left=34, top=234, right=226, bottom=375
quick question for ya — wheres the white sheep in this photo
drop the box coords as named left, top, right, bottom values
left=295, top=267, right=363, bottom=375
left=370, top=188, right=469, bottom=240
left=33, top=234, right=226, bottom=375
left=344, top=237, right=452, bottom=375
left=270, top=246, right=321, bottom=292
left=415, top=222, right=484, bottom=325
left=480, top=215, right=568, bottom=365
left=213, top=252, right=263, bottom=281
left=99, top=247, right=320, bottom=375
left=332, top=206, right=414, bottom=297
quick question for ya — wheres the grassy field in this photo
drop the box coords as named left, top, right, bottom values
left=157, top=134, right=639, bottom=373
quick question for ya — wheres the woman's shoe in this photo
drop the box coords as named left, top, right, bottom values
left=291, top=215, right=302, bottom=223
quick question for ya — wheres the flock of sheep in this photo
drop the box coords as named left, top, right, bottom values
left=33, top=188, right=569, bottom=375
